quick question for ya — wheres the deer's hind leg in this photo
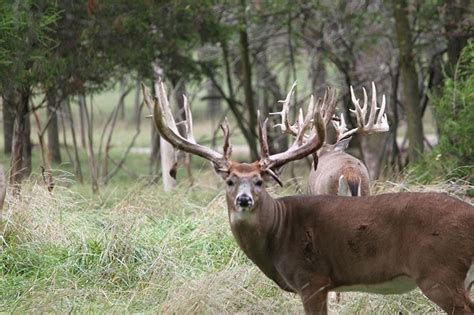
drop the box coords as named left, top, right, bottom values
left=417, top=276, right=474, bottom=314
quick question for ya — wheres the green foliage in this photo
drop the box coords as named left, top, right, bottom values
left=0, top=1, right=61, bottom=88
left=413, top=42, right=474, bottom=182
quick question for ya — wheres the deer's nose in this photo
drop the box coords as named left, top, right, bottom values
left=236, top=194, right=253, bottom=208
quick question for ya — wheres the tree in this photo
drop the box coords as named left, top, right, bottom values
left=393, top=0, right=424, bottom=163
left=0, top=1, right=60, bottom=189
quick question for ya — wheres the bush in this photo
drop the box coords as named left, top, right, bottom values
left=414, top=42, right=474, bottom=183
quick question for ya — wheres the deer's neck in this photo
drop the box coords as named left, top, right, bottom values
left=227, top=190, right=292, bottom=291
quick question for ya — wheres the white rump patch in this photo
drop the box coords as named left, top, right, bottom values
left=465, top=263, right=474, bottom=291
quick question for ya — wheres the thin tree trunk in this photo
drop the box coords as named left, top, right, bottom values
left=23, top=101, right=32, bottom=177
left=150, top=126, right=160, bottom=177
left=60, top=107, right=74, bottom=169
left=78, top=95, right=87, bottom=149
left=2, top=92, right=15, bottom=155
left=66, top=102, right=83, bottom=183
left=445, top=0, right=470, bottom=74
left=0, top=164, right=5, bottom=213
left=239, top=0, right=258, bottom=160
left=118, top=79, right=127, bottom=120
left=153, top=65, right=176, bottom=191
left=46, top=91, right=62, bottom=164
left=32, top=109, right=54, bottom=191
left=104, top=100, right=144, bottom=184
left=393, top=0, right=424, bottom=163
left=216, top=40, right=255, bottom=156
left=10, top=88, right=31, bottom=191
left=160, top=137, right=176, bottom=191
left=134, top=79, right=142, bottom=125
left=207, top=82, right=221, bottom=133
left=82, top=95, right=99, bottom=193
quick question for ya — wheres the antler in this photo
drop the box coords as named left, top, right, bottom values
left=142, top=82, right=231, bottom=171
left=333, top=82, right=389, bottom=141
left=261, top=87, right=335, bottom=171
left=272, top=85, right=337, bottom=140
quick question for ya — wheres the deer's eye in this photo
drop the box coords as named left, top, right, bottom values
left=226, top=179, right=235, bottom=186
left=255, top=179, right=263, bottom=187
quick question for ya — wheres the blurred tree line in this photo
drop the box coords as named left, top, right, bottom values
left=0, top=0, right=472, bottom=192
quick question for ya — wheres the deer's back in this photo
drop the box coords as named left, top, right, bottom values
left=308, top=151, right=370, bottom=196
left=276, top=192, right=474, bottom=283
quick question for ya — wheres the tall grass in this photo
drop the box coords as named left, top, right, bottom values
left=1, top=174, right=472, bottom=313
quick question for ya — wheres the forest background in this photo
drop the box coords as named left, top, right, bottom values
left=0, top=0, right=472, bottom=313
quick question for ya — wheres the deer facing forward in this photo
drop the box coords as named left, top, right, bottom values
left=143, top=82, right=474, bottom=314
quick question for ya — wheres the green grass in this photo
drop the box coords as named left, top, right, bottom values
left=0, top=83, right=471, bottom=313
left=2, top=174, right=472, bottom=313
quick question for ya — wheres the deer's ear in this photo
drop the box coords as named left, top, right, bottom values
left=334, top=136, right=352, bottom=152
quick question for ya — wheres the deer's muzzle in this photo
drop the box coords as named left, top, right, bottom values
left=235, top=194, right=253, bottom=210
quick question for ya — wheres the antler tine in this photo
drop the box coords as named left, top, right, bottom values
left=270, top=81, right=298, bottom=136
left=376, top=94, right=389, bottom=131
left=294, top=95, right=318, bottom=146
left=320, top=87, right=337, bottom=126
left=350, top=86, right=365, bottom=129
left=183, top=95, right=195, bottom=143
left=260, top=100, right=326, bottom=170
left=257, top=110, right=270, bottom=160
left=220, top=117, right=232, bottom=163
left=366, top=82, right=378, bottom=130
left=336, top=83, right=390, bottom=141
left=142, top=82, right=228, bottom=168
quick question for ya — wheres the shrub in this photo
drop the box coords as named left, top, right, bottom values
left=414, top=42, right=474, bottom=183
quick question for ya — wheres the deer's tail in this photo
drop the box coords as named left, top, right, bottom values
left=337, top=167, right=361, bottom=197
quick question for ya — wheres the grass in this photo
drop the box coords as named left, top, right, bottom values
left=0, top=82, right=471, bottom=313
left=1, top=171, right=472, bottom=314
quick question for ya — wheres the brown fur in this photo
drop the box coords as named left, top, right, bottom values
left=224, top=163, right=474, bottom=314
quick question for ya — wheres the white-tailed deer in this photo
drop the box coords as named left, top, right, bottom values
left=273, top=82, right=389, bottom=197
left=143, top=82, right=474, bottom=314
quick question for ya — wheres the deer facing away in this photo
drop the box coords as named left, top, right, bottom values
left=143, top=82, right=474, bottom=314
left=273, top=82, right=389, bottom=197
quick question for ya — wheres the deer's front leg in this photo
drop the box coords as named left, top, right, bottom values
left=299, top=275, right=331, bottom=315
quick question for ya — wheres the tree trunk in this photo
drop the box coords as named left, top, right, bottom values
left=0, top=164, right=5, bottom=213
left=160, top=137, right=176, bottom=191
left=82, top=95, right=99, bottom=194
left=2, top=91, right=15, bottom=155
left=445, top=0, right=470, bottom=74
left=153, top=71, right=177, bottom=191
left=256, top=50, right=287, bottom=154
left=66, top=101, right=83, bottom=183
left=46, top=92, right=62, bottom=164
left=10, top=88, right=31, bottom=190
left=150, top=126, right=160, bottom=177
left=78, top=95, right=87, bottom=148
left=393, top=0, right=424, bottom=163
left=207, top=82, right=222, bottom=131
left=239, top=0, right=258, bottom=160
left=134, top=80, right=142, bottom=125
